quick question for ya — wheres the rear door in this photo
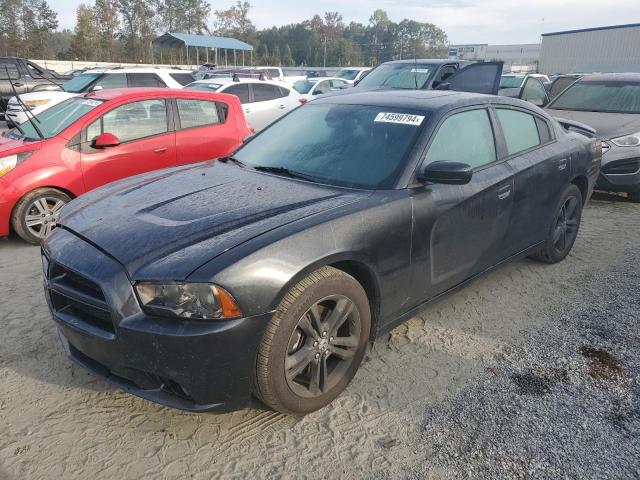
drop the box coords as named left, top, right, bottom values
left=80, top=98, right=177, bottom=191
left=174, top=97, right=240, bottom=163
left=246, top=83, right=287, bottom=131
left=410, top=106, right=515, bottom=300
left=495, top=106, right=572, bottom=253
left=221, top=82, right=251, bottom=118
left=0, top=60, right=27, bottom=109
left=438, top=61, right=503, bottom=95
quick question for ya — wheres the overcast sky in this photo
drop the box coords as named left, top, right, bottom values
left=52, top=0, right=640, bottom=45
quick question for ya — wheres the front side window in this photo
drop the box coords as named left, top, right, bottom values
left=86, top=99, right=168, bottom=143
left=496, top=109, right=541, bottom=156
left=313, top=81, right=331, bottom=95
left=335, top=69, right=359, bottom=81
left=425, top=109, right=496, bottom=169
left=177, top=99, right=223, bottom=129
left=548, top=80, right=640, bottom=113
left=94, top=73, right=127, bottom=89
left=62, top=73, right=103, bottom=93
left=356, top=63, right=435, bottom=89
left=500, top=76, right=524, bottom=88
left=128, top=73, right=167, bottom=88
left=233, top=103, right=425, bottom=189
left=222, top=83, right=250, bottom=103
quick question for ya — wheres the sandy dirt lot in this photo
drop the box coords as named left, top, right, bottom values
left=0, top=195, right=638, bottom=479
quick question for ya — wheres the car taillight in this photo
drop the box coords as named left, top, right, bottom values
left=298, top=98, right=308, bottom=105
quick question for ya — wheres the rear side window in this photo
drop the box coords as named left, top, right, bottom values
left=177, top=99, right=223, bottom=129
left=535, top=117, right=553, bottom=143
left=94, top=73, right=127, bottom=89
left=496, top=109, right=540, bottom=155
left=222, top=83, right=250, bottom=103
left=128, top=73, right=167, bottom=88
left=252, top=84, right=283, bottom=102
left=0, top=61, right=20, bottom=80
left=87, top=99, right=168, bottom=143
left=425, top=109, right=496, bottom=169
left=170, top=73, right=196, bottom=86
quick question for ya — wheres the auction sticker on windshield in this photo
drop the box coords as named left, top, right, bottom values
left=374, top=112, right=425, bottom=126
left=82, top=100, right=102, bottom=107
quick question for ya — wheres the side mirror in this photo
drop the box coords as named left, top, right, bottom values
left=92, top=132, right=121, bottom=149
left=417, top=161, right=473, bottom=185
left=434, top=81, right=451, bottom=91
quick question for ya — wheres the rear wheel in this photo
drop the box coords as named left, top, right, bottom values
left=11, top=188, right=70, bottom=244
left=530, top=184, right=582, bottom=264
left=253, top=266, right=370, bottom=414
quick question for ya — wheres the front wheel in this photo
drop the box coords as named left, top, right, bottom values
left=253, top=266, right=371, bottom=414
left=530, top=184, right=583, bottom=264
left=11, top=188, right=71, bottom=244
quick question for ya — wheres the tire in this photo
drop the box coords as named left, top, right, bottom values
left=628, top=191, right=640, bottom=203
left=11, top=188, right=71, bottom=245
left=253, top=266, right=371, bottom=414
left=530, top=184, right=583, bottom=264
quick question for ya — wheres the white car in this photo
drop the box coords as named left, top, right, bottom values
left=334, top=67, right=371, bottom=85
left=292, top=77, right=350, bottom=102
left=6, top=68, right=194, bottom=125
left=499, top=73, right=550, bottom=97
left=184, top=78, right=301, bottom=131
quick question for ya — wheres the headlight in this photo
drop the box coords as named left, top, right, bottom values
left=24, top=99, right=51, bottom=110
left=611, top=131, right=640, bottom=147
left=135, top=282, right=242, bottom=320
left=0, top=151, right=36, bottom=177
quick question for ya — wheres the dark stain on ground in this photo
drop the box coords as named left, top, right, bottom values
left=579, top=346, right=624, bottom=382
left=510, top=367, right=568, bottom=396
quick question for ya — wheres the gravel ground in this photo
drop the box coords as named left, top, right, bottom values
left=0, top=194, right=638, bottom=479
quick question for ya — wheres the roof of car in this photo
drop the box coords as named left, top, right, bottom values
left=312, top=89, right=530, bottom=112
left=80, top=87, right=235, bottom=101
left=190, top=78, right=287, bottom=87
left=82, top=67, right=190, bottom=75
left=577, top=72, right=640, bottom=83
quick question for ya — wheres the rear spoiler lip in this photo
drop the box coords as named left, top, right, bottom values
left=554, top=117, right=597, bottom=138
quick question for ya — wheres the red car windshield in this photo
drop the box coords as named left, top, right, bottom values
left=6, top=97, right=105, bottom=141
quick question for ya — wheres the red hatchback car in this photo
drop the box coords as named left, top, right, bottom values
left=0, top=88, right=251, bottom=243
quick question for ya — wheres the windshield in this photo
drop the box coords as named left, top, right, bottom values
left=62, top=73, right=102, bottom=93
left=6, top=97, right=104, bottom=140
left=293, top=80, right=316, bottom=94
left=233, top=103, right=425, bottom=189
left=500, top=76, right=524, bottom=88
left=548, top=81, right=640, bottom=113
left=184, top=82, right=223, bottom=91
left=356, top=63, right=435, bottom=89
left=336, top=69, right=359, bottom=81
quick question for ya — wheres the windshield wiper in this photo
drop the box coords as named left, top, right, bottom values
left=253, top=165, right=321, bottom=183
left=220, top=155, right=246, bottom=167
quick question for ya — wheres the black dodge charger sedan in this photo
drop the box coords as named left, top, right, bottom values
left=42, top=90, right=601, bottom=414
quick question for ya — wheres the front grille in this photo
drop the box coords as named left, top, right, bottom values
left=603, top=158, right=640, bottom=175
left=47, top=262, right=115, bottom=334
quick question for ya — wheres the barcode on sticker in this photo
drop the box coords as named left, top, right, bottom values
left=374, top=112, right=425, bottom=126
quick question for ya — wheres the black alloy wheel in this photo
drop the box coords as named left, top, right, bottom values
left=253, top=266, right=370, bottom=414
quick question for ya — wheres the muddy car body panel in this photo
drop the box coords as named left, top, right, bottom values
left=43, top=90, right=599, bottom=411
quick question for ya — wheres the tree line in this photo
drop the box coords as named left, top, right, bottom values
left=0, top=0, right=450, bottom=67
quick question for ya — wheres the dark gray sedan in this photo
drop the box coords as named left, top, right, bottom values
left=545, top=73, right=640, bottom=201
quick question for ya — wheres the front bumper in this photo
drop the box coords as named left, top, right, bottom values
left=596, top=143, right=640, bottom=194
left=43, top=227, right=272, bottom=412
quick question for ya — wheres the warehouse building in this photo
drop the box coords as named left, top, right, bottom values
left=448, top=44, right=540, bottom=72
left=539, top=23, right=640, bottom=74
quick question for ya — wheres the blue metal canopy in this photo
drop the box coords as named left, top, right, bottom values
left=153, top=32, right=254, bottom=51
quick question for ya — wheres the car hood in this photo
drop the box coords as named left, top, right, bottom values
left=9, top=90, right=77, bottom=104
left=60, top=161, right=369, bottom=281
left=0, top=134, right=42, bottom=153
left=545, top=108, right=640, bottom=139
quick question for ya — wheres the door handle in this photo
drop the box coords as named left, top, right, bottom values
left=278, top=104, right=286, bottom=109
left=558, top=158, right=568, bottom=171
left=154, top=147, right=168, bottom=154
left=244, top=109, right=251, bottom=114
left=12, top=82, right=24, bottom=87
left=497, top=184, right=511, bottom=200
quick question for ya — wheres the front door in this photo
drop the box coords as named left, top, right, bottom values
left=80, top=98, right=176, bottom=191
left=438, top=61, right=503, bottom=95
left=409, top=107, right=515, bottom=302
